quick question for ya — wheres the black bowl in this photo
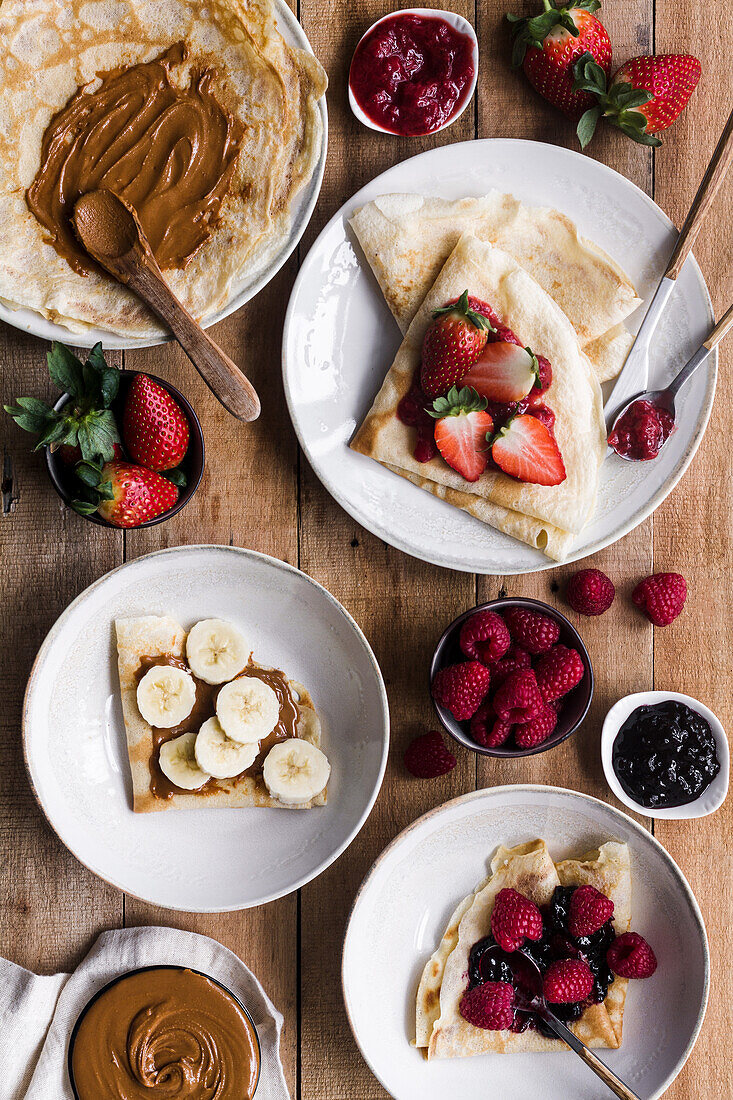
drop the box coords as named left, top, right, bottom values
left=430, top=597, right=594, bottom=758
left=45, top=369, right=204, bottom=528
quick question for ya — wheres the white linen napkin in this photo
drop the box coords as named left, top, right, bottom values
left=1, top=926, right=290, bottom=1100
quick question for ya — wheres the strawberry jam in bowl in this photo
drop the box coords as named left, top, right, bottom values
left=608, top=398, right=675, bottom=460
left=348, top=10, right=478, bottom=137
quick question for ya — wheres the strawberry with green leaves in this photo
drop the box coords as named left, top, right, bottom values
left=573, top=52, right=701, bottom=147
left=429, top=386, right=494, bottom=482
left=420, top=291, right=494, bottom=397
left=491, top=414, right=566, bottom=486
left=73, top=459, right=179, bottom=527
left=507, top=0, right=611, bottom=121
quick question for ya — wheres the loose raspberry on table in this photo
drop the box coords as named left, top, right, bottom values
left=543, top=958, right=594, bottom=1003
left=404, top=731, right=456, bottom=779
left=535, top=645, right=585, bottom=703
left=607, top=932, right=657, bottom=978
left=491, top=887, right=543, bottom=951
left=632, top=572, right=687, bottom=627
left=431, top=660, right=491, bottom=721
left=568, top=885, right=615, bottom=937
left=459, top=981, right=514, bottom=1030
left=514, top=703, right=558, bottom=749
left=490, top=643, right=532, bottom=688
left=459, top=609, right=511, bottom=664
left=493, top=668, right=543, bottom=723
left=503, top=606, right=560, bottom=654
left=567, top=569, right=615, bottom=616
left=470, top=703, right=513, bottom=748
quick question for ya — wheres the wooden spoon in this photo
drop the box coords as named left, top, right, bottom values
left=72, top=189, right=260, bottom=422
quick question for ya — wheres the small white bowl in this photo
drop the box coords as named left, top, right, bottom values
left=601, top=691, right=729, bottom=819
left=348, top=8, right=479, bottom=137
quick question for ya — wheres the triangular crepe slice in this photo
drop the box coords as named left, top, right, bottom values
left=116, top=616, right=325, bottom=813
left=351, top=235, right=607, bottom=557
left=349, top=192, right=641, bottom=382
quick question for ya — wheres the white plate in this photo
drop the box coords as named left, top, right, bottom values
left=342, top=785, right=708, bottom=1100
left=283, top=139, right=716, bottom=574
left=23, top=545, right=389, bottom=911
left=0, top=0, right=327, bottom=351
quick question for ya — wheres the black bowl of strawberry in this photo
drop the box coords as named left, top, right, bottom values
left=4, top=342, right=204, bottom=529
left=430, top=598, right=593, bottom=757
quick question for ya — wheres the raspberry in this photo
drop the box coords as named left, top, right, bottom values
left=470, top=703, right=513, bottom=748
left=514, top=703, right=557, bottom=749
left=490, top=644, right=532, bottom=687
left=543, top=958, right=594, bottom=1003
left=568, top=885, right=615, bottom=937
left=459, top=610, right=511, bottom=664
left=493, top=668, right=543, bottom=723
left=607, top=932, right=657, bottom=978
left=566, top=568, right=615, bottom=616
left=491, top=887, right=543, bottom=951
left=432, top=660, right=491, bottom=721
left=404, top=731, right=456, bottom=778
left=459, top=981, right=514, bottom=1030
left=632, top=572, right=687, bottom=627
left=503, top=606, right=560, bottom=654
left=535, top=645, right=585, bottom=703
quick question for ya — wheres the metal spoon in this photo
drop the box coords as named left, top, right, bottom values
left=608, top=303, right=733, bottom=460
left=486, top=946, right=640, bottom=1100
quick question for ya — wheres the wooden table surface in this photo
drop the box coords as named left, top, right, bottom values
left=1, top=2, right=731, bottom=1097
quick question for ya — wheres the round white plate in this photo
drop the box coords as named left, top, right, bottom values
left=23, top=545, right=388, bottom=911
left=343, top=786, right=709, bottom=1100
left=283, top=139, right=716, bottom=574
left=0, top=0, right=327, bottom=351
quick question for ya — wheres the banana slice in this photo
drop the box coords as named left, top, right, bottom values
left=296, top=704, right=321, bottom=742
left=186, top=619, right=248, bottom=684
left=194, top=717, right=258, bottom=779
left=262, top=738, right=330, bottom=806
left=137, top=665, right=196, bottom=728
left=159, top=732, right=211, bottom=791
left=216, top=677, right=280, bottom=744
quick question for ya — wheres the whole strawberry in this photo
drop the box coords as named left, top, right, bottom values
left=491, top=887, right=543, bottom=951
left=122, top=374, right=189, bottom=472
left=404, top=731, right=457, bottom=778
left=432, top=660, right=492, bottom=721
left=567, top=568, right=615, bottom=616
left=421, top=291, right=493, bottom=397
left=632, top=572, right=687, bottom=626
left=573, top=51, right=701, bottom=147
left=74, top=459, right=178, bottom=528
left=507, top=0, right=612, bottom=122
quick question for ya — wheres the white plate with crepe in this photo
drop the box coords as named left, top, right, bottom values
left=342, top=785, right=708, bottom=1100
left=22, top=545, right=389, bottom=911
left=282, top=139, right=716, bottom=573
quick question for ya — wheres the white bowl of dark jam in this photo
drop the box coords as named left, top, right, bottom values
left=601, top=691, right=729, bottom=819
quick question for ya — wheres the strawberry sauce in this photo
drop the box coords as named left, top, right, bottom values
left=349, top=13, right=475, bottom=136
left=608, top=399, right=675, bottom=460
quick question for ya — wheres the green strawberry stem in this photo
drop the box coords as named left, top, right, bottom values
left=506, top=0, right=601, bottom=66
left=431, top=290, right=493, bottom=332
left=428, top=385, right=488, bottom=419
left=573, top=52, right=658, bottom=148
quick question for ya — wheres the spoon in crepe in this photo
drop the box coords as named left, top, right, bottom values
left=485, top=946, right=640, bottom=1100
left=72, top=189, right=261, bottom=423
left=608, top=303, right=733, bottom=460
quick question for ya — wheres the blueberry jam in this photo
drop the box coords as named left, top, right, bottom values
left=467, top=886, right=616, bottom=1035
left=612, top=700, right=720, bottom=809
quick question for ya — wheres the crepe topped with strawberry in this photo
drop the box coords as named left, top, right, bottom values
left=350, top=235, right=606, bottom=560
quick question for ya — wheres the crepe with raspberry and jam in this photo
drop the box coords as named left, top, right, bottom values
left=416, top=839, right=632, bottom=1057
left=350, top=235, right=607, bottom=561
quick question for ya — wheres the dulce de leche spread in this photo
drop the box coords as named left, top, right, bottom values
left=27, top=43, right=243, bottom=276
left=70, top=967, right=260, bottom=1100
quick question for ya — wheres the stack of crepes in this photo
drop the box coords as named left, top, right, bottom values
left=416, top=839, right=632, bottom=1058
left=350, top=193, right=642, bottom=561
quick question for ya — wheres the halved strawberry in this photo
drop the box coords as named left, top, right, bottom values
left=461, top=342, right=540, bottom=403
left=430, top=386, right=494, bottom=483
left=491, top=414, right=566, bottom=486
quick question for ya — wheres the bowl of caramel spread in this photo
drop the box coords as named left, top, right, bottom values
left=68, top=966, right=260, bottom=1099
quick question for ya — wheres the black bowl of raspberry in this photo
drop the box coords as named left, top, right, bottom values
left=430, top=597, right=593, bottom=758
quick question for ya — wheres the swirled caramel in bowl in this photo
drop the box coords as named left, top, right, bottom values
left=69, top=966, right=260, bottom=1099
left=27, top=43, right=243, bottom=276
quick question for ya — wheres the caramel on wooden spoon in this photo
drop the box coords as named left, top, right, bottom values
left=72, top=189, right=260, bottom=423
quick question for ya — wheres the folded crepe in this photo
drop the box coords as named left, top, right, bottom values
left=350, top=192, right=641, bottom=382
left=350, top=234, right=607, bottom=561
left=417, top=839, right=631, bottom=1057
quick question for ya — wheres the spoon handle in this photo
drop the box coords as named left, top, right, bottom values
left=125, top=262, right=261, bottom=423
left=665, top=107, right=733, bottom=281
left=539, top=1012, right=641, bottom=1100
left=666, top=302, right=733, bottom=398
left=704, top=302, right=733, bottom=350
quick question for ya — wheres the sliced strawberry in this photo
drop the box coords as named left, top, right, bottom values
left=461, top=342, right=539, bottom=403
left=431, top=386, right=494, bottom=483
left=491, top=414, right=566, bottom=486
